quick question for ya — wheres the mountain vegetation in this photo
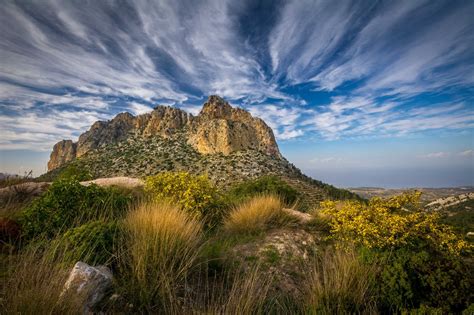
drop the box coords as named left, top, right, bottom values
left=1, top=96, right=472, bottom=314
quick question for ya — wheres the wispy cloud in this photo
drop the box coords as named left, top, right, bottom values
left=419, top=152, right=451, bottom=159
left=0, top=0, right=473, bottom=151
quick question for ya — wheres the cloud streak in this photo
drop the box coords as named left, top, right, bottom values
left=0, top=0, right=473, bottom=151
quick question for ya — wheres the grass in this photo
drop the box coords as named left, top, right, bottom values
left=120, top=201, right=203, bottom=312
left=1, top=242, right=88, bottom=314
left=303, top=247, right=378, bottom=314
left=223, top=194, right=285, bottom=235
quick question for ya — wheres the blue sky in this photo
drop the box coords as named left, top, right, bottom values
left=0, top=0, right=473, bottom=187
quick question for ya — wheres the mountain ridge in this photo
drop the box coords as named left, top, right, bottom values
left=45, top=95, right=360, bottom=204
left=48, top=95, right=280, bottom=170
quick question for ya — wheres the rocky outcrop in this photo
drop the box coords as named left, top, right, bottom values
left=47, top=95, right=281, bottom=170
left=188, top=96, right=281, bottom=157
left=48, top=140, right=77, bottom=170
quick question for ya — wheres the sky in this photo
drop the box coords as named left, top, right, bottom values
left=0, top=0, right=473, bottom=188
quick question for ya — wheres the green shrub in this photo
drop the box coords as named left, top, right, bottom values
left=20, top=179, right=130, bottom=239
left=144, top=172, right=225, bottom=228
left=227, top=176, right=299, bottom=205
left=361, top=245, right=473, bottom=313
left=56, top=163, right=92, bottom=181
left=52, top=220, right=119, bottom=265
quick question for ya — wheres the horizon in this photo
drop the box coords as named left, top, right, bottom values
left=1, top=0, right=473, bottom=188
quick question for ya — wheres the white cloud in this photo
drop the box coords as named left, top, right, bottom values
left=419, top=152, right=451, bottom=159
left=459, top=150, right=474, bottom=157
left=128, top=102, right=154, bottom=115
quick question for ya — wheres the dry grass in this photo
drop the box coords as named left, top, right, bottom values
left=303, top=247, right=378, bottom=314
left=185, top=264, right=273, bottom=315
left=1, top=244, right=84, bottom=314
left=122, top=201, right=203, bottom=311
left=224, top=194, right=284, bottom=235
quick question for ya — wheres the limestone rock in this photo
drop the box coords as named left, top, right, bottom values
left=62, top=261, right=113, bottom=313
left=47, top=95, right=281, bottom=170
left=188, top=96, right=281, bottom=157
left=48, top=140, right=77, bottom=170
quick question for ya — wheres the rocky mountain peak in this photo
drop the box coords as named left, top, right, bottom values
left=47, top=96, right=281, bottom=171
left=199, top=95, right=233, bottom=119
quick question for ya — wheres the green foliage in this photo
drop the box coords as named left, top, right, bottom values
left=144, top=172, right=225, bottom=228
left=53, top=220, right=119, bottom=265
left=306, top=177, right=363, bottom=201
left=439, top=199, right=474, bottom=237
left=20, top=179, right=130, bottom=239
left=227, top=176, right=299, bottom=205
left=56, top=163, right=92, bottom=181
left=361, top=246, right=473, bottom=313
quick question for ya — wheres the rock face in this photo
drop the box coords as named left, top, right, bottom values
left=48, top=140, right=77, bottom=170
left=48, top=95, right=281, bottom=170
left=62, top=261, right=113, bottom=313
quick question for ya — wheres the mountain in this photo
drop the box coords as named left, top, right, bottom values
left=45, top=95, right=359, bottom=204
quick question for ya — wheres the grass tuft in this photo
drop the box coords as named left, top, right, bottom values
left=223, top=194, right=284, bottom=235
left=121, top=201, right=203, bottom=311
left=303, top=247, right=378, bottom=314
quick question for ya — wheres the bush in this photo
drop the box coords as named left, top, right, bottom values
left=362, top=246, right=473, bottom=313
left=52, top=220, right=119, bottom=265
left=227, top=176, right=299, bottom=205
left=320, top=192, right=470, bottom=254
left=320, top=192, right=472, bottom=313
left=224, top=195, right=284, bottom=235
left=121, top=201, right=203, bottom=311
left=144, top=172, right=225, bottom=228
left=56, top=163, right=92, bottom=181
left=20, top=179, right=130, bottom=240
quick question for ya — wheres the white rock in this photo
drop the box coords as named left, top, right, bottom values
left=62, top=261, right=113, bottom=313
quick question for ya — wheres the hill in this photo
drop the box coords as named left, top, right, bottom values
left=42, top=95, right=358, bottom=203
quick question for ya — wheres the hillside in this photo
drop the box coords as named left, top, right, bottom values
left=43, top=96, right=359, bottom=203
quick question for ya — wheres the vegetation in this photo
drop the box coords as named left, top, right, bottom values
left=303, top=247, right=378, bottom=314
left=223, top=194, right=285, bottom=235
left=52, top=220, right=119, bottom=265
left=144, top=172, right=225, bottom=228
left=320, top=192, right=473, bottom=313
left=120, top=201, right=203, bottom=312
left=439, top=198, right=474, bottom=237
left=19, top=179, right=130, bottom=240
left=1, top=172, right=472, bottom=314
left=227, top=175, right=299, bottom=205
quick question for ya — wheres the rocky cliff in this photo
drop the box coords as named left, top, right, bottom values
left=48, top=95, right=281, bottom=170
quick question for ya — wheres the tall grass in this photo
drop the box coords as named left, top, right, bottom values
left=223, top=194, right=284, bottom=235
left=303, top=247, right=378, bottom=314
left=121, top=201, right=203, bottom=312
left=1, top=242, right=85, bottom=314
left=198, top=265, right=273, bottom=314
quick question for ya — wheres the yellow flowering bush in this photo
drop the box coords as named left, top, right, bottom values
left=144, top=172, right=224, bottom=227
left=320, top=192, right=470, bottom=255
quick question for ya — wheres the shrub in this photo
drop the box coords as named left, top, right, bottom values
left=227, top=176, right=299, bottom=205
left=52, top=220, right=119, bottom=265
left=121, top=201, right=203, bottom=311
left=144, top=172, right=224, bottom=228
left=320, top=192, right=470, bottom=254
left=56, top=163, right=92, bottom=181
left=320, top=192, right=472, bottom=312
left=303, top=247, right=378, bottom=314
left=362, top=246, right=473, bottom=313
left=20, top=179, right=130, bottom=240
left=224, top=195, right=284, bottom=235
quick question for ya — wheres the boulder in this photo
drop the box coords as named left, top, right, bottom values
left=62, top=261, right=113, bottom=313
